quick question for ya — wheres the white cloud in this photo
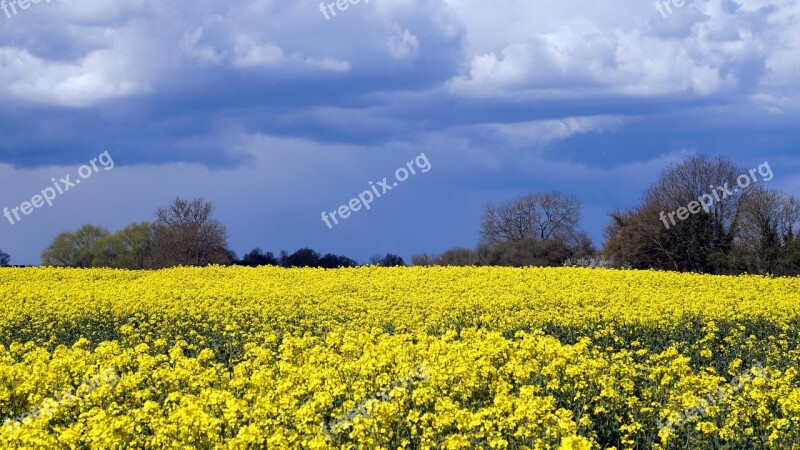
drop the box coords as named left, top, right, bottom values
left=181, top=27, right=228, bottom=66
left=482, top=116, right=628, bottom=148
left=301, top=56, right=351, bottom=73
left=444, top=0, right=793, bottom=102
left=0, top=47, right=149, bottom=107
left=387, top=25, right=420, bottom=60
left=447, top=18, right=745, bottom=98
left=232, top=35, right=284, bottom=68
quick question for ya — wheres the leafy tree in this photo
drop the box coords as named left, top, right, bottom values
left=371, top=253, right=406, bottom=267
left=93, top=222, right=153, bottom=269
left=41, top=225, right=111, bottom=267
left=149, top=197, right=231, bottom=268
left=283, top=248, right=320, bottom=267
left=237, top=248, right=280, bottom=266
left=318, top=253, right=358, bottom=268
left=777, top=238, right=800, bottom=275
left=0, top=249, right=9, bottom=266
left=222, top=249, right=238, bottom=265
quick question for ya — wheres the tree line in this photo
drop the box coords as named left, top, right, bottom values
left=414, top=155, right=800, bottom=275
left=4, top=197, right=404, bottom=269
left=0, top=154, right=797, bottom=274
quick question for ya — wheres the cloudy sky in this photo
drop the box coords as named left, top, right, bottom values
left=0, top=0, right=798, bottom=265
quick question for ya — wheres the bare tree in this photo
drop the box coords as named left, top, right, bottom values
left=644, top=155, right=744, bottom=235
left=603, top=205, right=683, bottom=271
left=149, top=197, right=231, bottom=268
left=604, top=156, right=742, bottom=273
left=0, top=249, right=9, bottom=266
left=435, top=248, right=479, bottom=266
left=411, top=248, right=479, bottom=266
left=603, top=155, right=795, bottom=274
left=476, top=239, right=576, bottom=267
left=410, top=253, right=437, bottom=266
left=735, top=189, right=800, bottom=273
left=480, top=191, right=581, bottom=244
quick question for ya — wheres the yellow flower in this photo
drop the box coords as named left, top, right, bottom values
left=0, top=266, right=796, bottom=447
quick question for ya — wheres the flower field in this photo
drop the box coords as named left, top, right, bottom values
left=0, top=266, right=799, bottom=449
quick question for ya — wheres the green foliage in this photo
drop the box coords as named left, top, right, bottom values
left=41, top=223, right=152, bottom=269
left=92, top=222, right=153, bottom=269
left=41, top=224, right=110, bottom=267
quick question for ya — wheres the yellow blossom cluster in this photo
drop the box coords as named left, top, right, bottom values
left=0, top=266, right=798, bottom=449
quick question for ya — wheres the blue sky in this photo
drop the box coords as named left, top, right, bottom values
left=0, top=0, right=798, bottom=265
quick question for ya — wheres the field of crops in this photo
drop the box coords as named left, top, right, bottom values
left=0, top=267, right=799, bottom=449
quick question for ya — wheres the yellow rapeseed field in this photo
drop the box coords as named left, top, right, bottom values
left=0, top=266, right=798, bottom=449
